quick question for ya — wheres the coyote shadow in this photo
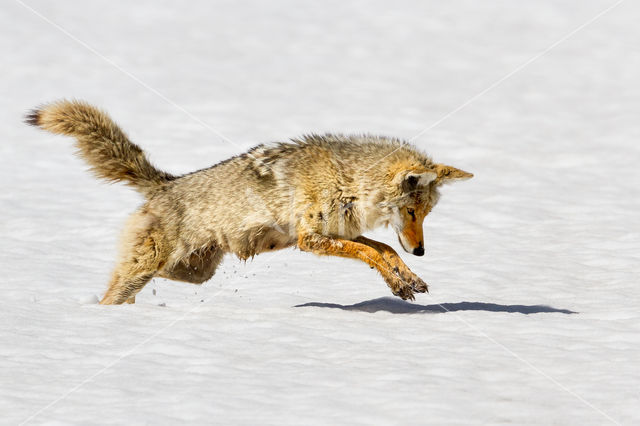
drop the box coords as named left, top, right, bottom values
left=295, top=297, right=576, bottom=314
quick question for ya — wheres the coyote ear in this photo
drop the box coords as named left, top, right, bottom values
left=434, top=164, right=473, bottom=185
left=393, top=170, right=437, bottom=193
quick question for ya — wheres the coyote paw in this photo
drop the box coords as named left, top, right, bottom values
left=394, top=285, right=416, bottom=301
left=391, top=266, right=428, bottom=295
left=386, top=275, right=415, bottom=301
left=407, top=274, right=429, bottom=293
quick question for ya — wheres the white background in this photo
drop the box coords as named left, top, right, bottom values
left=1, top=0, right=638, bottom=424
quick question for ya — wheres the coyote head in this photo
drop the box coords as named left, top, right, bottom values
left=387, top=164, right=473, bottom=256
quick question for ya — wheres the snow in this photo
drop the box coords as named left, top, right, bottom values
left=1, top=0, right=639, bottom=424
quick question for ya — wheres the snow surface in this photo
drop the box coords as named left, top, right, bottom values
left=2, top=0, right=639, bottom=424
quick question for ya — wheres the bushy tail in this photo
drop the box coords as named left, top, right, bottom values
left=25, top=100, right=174, bottom=196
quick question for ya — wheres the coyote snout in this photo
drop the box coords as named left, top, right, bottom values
left=399, top=237, right=425, bottom=256
left=27, top=100, right=473, bottom=304
left=396, top=213, right=425, bottom=256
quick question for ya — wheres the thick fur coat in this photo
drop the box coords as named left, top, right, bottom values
left=27, top=100, right=472, bottom=304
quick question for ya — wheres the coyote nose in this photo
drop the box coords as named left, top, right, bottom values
left=413, top=245, right=425, bottom=256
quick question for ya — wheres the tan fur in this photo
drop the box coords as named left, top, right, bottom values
left=25, top=100, right=174, bottom=196
left=26, top=100, right=472, bottom=304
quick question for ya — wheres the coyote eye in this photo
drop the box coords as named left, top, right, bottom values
left=406, top=208, right=415, bottom=220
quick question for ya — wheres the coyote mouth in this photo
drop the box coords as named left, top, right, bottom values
left=397, top=235, right=411, bottom=254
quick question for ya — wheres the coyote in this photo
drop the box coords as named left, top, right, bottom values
left=26, top=100, right=472, bottom=305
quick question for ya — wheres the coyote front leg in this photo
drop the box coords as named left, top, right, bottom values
left=297, top=233, right=416, bottom=300
left=355, top=236, right=428, bottom=294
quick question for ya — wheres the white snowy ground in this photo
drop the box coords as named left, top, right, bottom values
left=1, top=0, right=639, bottom=424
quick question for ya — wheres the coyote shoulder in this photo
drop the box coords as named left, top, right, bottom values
left=27, top=100, right=472, bottom=304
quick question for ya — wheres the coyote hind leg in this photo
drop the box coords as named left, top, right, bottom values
left=100, top=210, right=169, bottom=305
left=101, top=270, right=156, bottom=305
